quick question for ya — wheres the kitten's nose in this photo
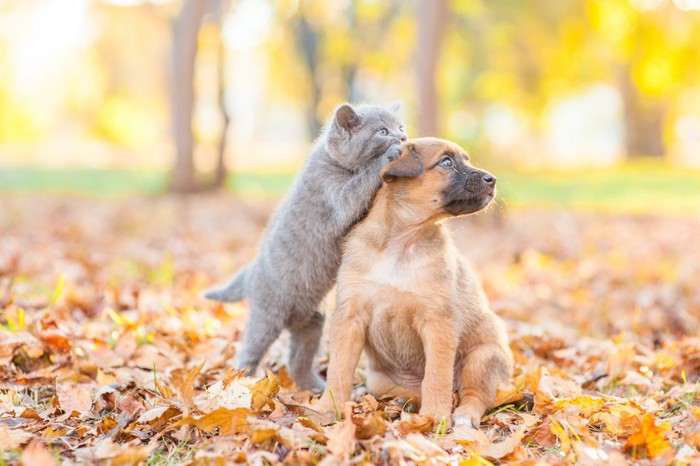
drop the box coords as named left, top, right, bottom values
left=397, top=132, right=407, bottom=142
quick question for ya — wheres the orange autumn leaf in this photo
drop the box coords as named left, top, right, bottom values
left=174, top=360, right=206, bottom=410
left=623, top=413, right=671, bottom=459
left=172, top=407, right=251, bottom=436
left=554, top=395, right=605, bottom=417
left=249, top=370, right=280, bottom=414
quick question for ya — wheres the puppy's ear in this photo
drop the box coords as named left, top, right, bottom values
left=388, top=101, right=402, bottom=113
left=334, top=104, right=361, bottom=132
left=382, top=145, right=424, bottom=183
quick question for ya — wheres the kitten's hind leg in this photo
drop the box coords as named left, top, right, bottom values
left=236, top=298, right=286, bottom=376
left=287, top=311, right=325, bottom=392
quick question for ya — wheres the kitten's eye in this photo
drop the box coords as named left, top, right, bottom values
left=399, top=125, right=405, bottom=132
left=439, top=157, right=454, bottom=169
left=378, top=128, right=389, bottom=136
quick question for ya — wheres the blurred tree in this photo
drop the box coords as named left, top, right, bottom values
left=416, top=0, right=446, bottom=137
left=285, top=0, right=406, bottom=139
left=170, top=0, right=229, bottom=192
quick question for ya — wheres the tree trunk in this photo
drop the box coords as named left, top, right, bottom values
left=212, top=4, right=229, bottom=189
left=169, top=0, right=207, bottom=193
left=618, top=67, right=666, bottom=158
left=416, top=0, right=446, bottom=137
left=297, top=15, right=322, bottom=138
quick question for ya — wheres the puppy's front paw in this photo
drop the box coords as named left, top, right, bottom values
left=452, top=401, right=486, bottom=428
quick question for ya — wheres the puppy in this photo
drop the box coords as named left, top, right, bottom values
left=316, top=137, right=513, bottom=427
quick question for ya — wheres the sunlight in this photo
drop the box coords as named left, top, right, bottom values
left=13, top=0, right=92, bottom=97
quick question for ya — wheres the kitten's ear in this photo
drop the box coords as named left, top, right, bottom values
left=388, top=101, right=402, bottom=113
left=334, top=104, right=361, bottom=132
left=382, top=144, right=424, bottom=183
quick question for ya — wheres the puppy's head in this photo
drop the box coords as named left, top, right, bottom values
left=380, top=137, right=496, bottom=219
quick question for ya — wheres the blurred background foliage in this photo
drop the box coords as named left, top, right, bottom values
left=0, top=0, right=699, bottom=207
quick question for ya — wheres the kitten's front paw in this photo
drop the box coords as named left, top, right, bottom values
left=388, top=145, right=403, bottom=162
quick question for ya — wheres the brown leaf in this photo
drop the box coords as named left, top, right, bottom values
left=42, top=426, right=70, bottom=439
left=481, top=427, right=526, bottom=460
left=97, top=416, right=119, bottom=435
left=523, top=421, right=557, bottom=449
left=174, top=360, right=206, bottom=411
left=111, top=446, right=153, bottom=466
left=20, top=441, right=58, bottom=466
left=250, top=370, right=280, bottom=414
left=56, top=384, right=92, bottom=416
left=494, top=384, right=524, bottom=406
left=172, top=407, right=251, bottom=436
left=297, top=416, right=324, bottom=434
left=397, top=412, right=434, bottom=435
left=326, top=403, right=356, bottom=462
left=352, top=411, right=387, bottom=440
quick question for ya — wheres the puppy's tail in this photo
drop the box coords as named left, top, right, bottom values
left=203, top=266, right=250, bottom=303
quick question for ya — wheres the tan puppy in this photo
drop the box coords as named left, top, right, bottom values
left=316, top=137, right=513, bottom=427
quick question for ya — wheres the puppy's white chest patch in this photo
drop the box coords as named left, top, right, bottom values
left=366, top=246, right=430, bottom=291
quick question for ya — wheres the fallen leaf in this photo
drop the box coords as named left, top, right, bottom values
left=482, top=427, right=526, bottom=460
left=624, top=413, right=671, bottom=459
left=56, top=384, right=92, bottom=416
left=249, top=370, right=280, bottom=414
left=326, top=403, right=356, bottom=462
left=397, top=412, right=434, bottom=435
left=174, top=360, right=206, bottom=411
left=20, top=440, right=58, bottom=466
left=172, top=407, right=251, bottom=436
left=352, top=411, right=387, bottom=439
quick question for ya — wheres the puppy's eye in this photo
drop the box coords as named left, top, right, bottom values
left=378, top=128, right=389, bottom=136
left=439, top=157, right=454, bottom=169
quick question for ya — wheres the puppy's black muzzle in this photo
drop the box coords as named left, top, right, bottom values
left=442, top=168, right=497, bottom=216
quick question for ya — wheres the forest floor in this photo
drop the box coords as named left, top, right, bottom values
left=1, top=194, right=699, bottom=465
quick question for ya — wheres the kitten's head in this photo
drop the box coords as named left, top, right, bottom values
left=325, top=102, right=406, bottom=170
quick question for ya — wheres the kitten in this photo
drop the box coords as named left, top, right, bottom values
left=205, top=103, right=406, bottom=390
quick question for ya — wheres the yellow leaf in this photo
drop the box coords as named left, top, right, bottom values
left=554, top=395, right=605, bottom=417
left=549, top=418, right=571, bottom=454
left=494, top=384, right=524, bottom=407
left=174, top=361, right=206, bottom=411
left=624, top=413, right=671, bottom=459
left=172, top=407, right=251, bottom=436
left=249, top=370, right=280, bottom=414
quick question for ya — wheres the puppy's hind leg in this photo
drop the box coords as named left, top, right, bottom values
left=287, top=310, right=325, bottom=392
left=453, top=343, right=513, bottom=428
left=236, top=297, right=287, bottom=376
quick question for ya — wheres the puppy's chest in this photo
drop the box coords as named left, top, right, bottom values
left=364, top=245, right=436, bottom=292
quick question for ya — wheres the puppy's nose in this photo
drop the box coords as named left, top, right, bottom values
left=482, top=174, right=496, bottom=185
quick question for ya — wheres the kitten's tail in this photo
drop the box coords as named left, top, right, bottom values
left=203, top=266, right=250, bottom=302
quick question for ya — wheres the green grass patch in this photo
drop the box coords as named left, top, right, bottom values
left=2, top=160, right=700, bottom=213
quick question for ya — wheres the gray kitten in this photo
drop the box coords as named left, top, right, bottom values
left=205, top=103, right=406, bottom=390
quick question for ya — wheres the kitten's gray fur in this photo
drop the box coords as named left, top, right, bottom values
left=204, top=103, right=406, bottom=390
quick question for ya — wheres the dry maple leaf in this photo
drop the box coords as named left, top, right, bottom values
left=174, top=360, right=206, bottom=411
left=397, top=412, right=434, bottom=435
left=55, top=383, right=92, bottom=416
left=325, top=403, right=357, bottom=462
left=623, top=412, right=672, bottom=459
left=171, top=406, right=251, bottom=436
left=352, top=411, right=387, bottom=439
left=20, top=440, right=58, bottom=466
left=249, top=370, right=280, bottom=414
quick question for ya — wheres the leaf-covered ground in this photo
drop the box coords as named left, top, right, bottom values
left=1, top=194, right=699, bottom=465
